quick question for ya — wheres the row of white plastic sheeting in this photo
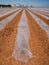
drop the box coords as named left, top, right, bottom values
left=0, top=8, right=16, bottom=13
left=12, top=9, right=32, bottom=63
left=28, top=8, right=49, bottom=20
left=0, top=9, right=22, bottom=31
left=0, top=8, right=21, bottom=17
left=27, top=9, right=49, bottom=38
left=31, top=8, right=49, bottom=13
left=31, top=9, right=49, bottom=16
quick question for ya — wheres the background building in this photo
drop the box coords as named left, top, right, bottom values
left=11, top=4, right=16, bottom=7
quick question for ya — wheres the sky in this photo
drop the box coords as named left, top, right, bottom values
left=0, top=0, right=49, bottom=7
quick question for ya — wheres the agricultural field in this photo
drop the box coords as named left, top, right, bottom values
left=0, top=7, right=49, bottom=65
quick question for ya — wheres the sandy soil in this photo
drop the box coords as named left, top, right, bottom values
left=29, top=10, right=49, bottom=25
left=0, top=10, right=23, bottom=65
left=0, top=9, right=49, bottom=65
left=26, top=10, right=49, bottom=65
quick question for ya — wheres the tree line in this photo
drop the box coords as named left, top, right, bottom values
left=0, top=4, right=11, bottom=7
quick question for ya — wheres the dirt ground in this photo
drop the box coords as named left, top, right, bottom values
left=0, top=9, right=49, bottom=65
left=26, top=10, right=49, bottom=65
left=0, top=10, right=23, bottom=65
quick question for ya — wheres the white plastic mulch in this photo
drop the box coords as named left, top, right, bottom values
left=0, top=9, right=22, bottom=31
left=27, top=9, right=49, bottom=38
left=12, top=9, right=32, bottom=63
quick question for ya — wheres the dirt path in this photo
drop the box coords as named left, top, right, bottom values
left=25, top=10, right=49, bottom=65
left=28, top=9, right=49, bottom=25
left=0, top=10, right=23, bottom=65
